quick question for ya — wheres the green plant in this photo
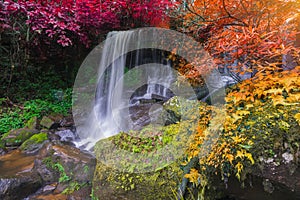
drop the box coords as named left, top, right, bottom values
left=62, top=181, right=87, bottom=194
left=54, top=163, right=71, bottom=183
left=83, top=165, right=89, bottom=174
left=42, top=157, right=71, bottom=183
left=0, top=88, right=72, bottom=135
left=90, top=188, right=99, bottom=200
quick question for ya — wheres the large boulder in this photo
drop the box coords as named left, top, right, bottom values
left=92, top=123, right=188, bottom=200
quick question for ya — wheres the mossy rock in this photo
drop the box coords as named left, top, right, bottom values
left=40, top=116, right=56, bottom=129
left=92, top=160, right=182, bottom=200
left=25, top=116, right=38, bottom=130
left=92, top=123, right=192, bottom=200
left=1, top=128, right=39, bottom=147
left=163, top=96, right=205, bottom=124
left=20, top=132, right=48, bottom=154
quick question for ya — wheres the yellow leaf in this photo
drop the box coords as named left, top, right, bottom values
left=231, top=135, right=244, bottom=144
left=231, top=113, right=243, bottom=123
left=294, top=113, right=300, bottom=125
left=225, top=154, right=234, bottom=164
left=286, top=94, right=300, bottom=103
left=245, top=104, right=254, bottom=110
left=272, top=95, right=287, bottom=106
left=235, top=162, right=243, bottom=180
left=264, top=88, right=283, bottom=95
left=184, top=168, right=200, bottom=184
left=236, top=110, right=250, bottom=116
left=236, top=150, right=244, bottom=159
left=245, top=153, right=255, bottom=164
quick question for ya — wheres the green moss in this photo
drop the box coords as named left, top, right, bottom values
left=93, top=161, right=182, bottom=200
left=0, top=140, right=5, bottom=149
left=1, top=128, right=38, bottom=146
left=20, top=132, right=48, bottom=151
left=25, top=116, right=37, bottom=129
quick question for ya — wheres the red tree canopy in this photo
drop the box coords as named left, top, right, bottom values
left=0, top=0, right=174, bottom=47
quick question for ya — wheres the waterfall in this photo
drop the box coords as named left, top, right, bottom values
left=75, top=30, right=175, bottom=150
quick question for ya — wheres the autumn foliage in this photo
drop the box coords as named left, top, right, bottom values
left=0, top=0, right=173, bottom=47
left=172, top=0, right=300, bottom=192
left=172, top=0, right=300, bottom=78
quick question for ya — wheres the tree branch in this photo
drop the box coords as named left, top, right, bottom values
left=222, top=0, right=249, bottom=27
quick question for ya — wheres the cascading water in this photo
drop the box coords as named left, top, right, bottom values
left=75, top=30, right=175, bottom=150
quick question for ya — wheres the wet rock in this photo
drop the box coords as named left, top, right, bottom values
left=55, top=129, right=77, bottom=143
left=0, top=150, right=42, bottom=200
left=282, top=152, right=294, bottom=164
left=211, top=171, right=300, bottom=200
left=151, top=94, right=169, bottom=102
left=35, top=142, right=96, bottom=185
left=0, top=175, right=42, bottom=200
left=26, top=142, right=96, bottom=199
left=0, top=148, right=6, bottom=156
left=1, top=128, right=39, bottom=148
left=42, top=183, right=57, bottom=193
left=47, top=132, right=61, bottom=143
left=59, top=115, right=74, bottom=127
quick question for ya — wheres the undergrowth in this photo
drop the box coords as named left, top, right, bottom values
left=0, top=88, right=72, bottom=135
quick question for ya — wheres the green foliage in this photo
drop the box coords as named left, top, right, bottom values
left=90, top=188, right=99, bottom=200
left=3, top=69, right=73, bottom=102
left=54, top=163, right=71, bottom=183
left=112, top=130, right=163, bottom=153
left=62, top=181, right=88, bottom=194
left=93, top=161, right=182, bottom=200
left=0, top=109, right=24, bottom=134
left=42, top=157, right=71, bottom=183
left=0, top=88, right=72, bottom=135
left=83, top=165, right=90, bottom=174
left=111, top=123, right=182, bottom=154
left=43, top=157, right=71, bottom=183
